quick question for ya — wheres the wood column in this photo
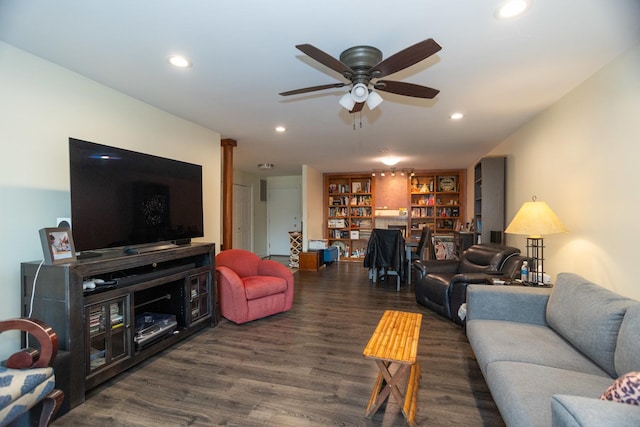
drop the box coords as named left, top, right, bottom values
left=221, top=138, right=237, bottom=250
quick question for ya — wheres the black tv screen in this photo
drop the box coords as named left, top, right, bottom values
left=69, top=138, right=204, bottom=252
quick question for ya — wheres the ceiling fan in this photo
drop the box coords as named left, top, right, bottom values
left=279, top=38, right=442, bottom=113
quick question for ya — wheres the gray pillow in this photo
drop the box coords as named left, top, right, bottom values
left=546, top=273, right=635, bottom=378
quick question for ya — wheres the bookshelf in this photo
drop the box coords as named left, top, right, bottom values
left=473, top=157, right=506, bottom=244
left=325, top=174, right=374, bottom=260
left=409, top=170, right=465, bottom=240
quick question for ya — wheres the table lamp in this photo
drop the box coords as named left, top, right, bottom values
left=504, top=196, right=567, bottom=284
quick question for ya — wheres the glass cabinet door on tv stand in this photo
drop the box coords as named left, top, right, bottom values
left=86, top=295, right=131, bottom=377
left=189, top=272, right=211, bottom=325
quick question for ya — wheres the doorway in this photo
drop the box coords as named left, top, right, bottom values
left=267, top=186, right=301, bottom=256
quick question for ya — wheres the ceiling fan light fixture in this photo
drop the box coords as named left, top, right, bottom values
left=339, top=92, right=356, bottom=110
left=381, top=156, right=400, bottom=166
left=350, top=83, right=369, bottom=103
left=257, top=163, right=274, bottom=170
left=168, top=55, right=192, bottom=68
left=366, top=90, right=383, bottom=110
left=496, top=0, right=530, bottom=19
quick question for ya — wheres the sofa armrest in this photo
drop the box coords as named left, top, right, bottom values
left=215, top=266, right=249, bottom=319
left=552, top=395, right=640, bottom=427
left=466, top=284, right=551, bottom=326
left=450, top=272, right=497, bottom=285
left=413, top=259, right=459, bottom=277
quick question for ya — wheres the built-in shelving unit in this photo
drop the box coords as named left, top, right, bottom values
left=409, top=170, right=465, bottom=240
left=325, top=174, right=374, bottom=260
left=473, top=157, right=506, bottom=244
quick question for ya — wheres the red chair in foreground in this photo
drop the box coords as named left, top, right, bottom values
left=215, top=249, right=294, bottom=324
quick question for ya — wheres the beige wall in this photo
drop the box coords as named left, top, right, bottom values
left=302, top=165, right=324, bottom=251
left=469, top=43, right=640, bottom=299
left=0, top=42, right=221, bottom=356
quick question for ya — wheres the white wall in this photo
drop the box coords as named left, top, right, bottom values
left=302, top=165, right=324, bottom=251
left=474, top=43, right=640, bottom=299
left=0, top=42, right=221, bottom=356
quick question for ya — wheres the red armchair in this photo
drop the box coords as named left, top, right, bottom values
left=215, top=249, right=294, bottom=324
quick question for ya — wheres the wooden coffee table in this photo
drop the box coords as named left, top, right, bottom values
left=363, top=310, right=422, bottom=426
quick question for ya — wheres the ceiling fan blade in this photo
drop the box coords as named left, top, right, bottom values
left=375, top=80, right=440, bottom=99
left=350, top=102, right=365, bottom=114
left=370, top=38, right=442, bottom=78
left=279, top=82, right=346, bottom=96
left=295, top=44, right=355, bottom=77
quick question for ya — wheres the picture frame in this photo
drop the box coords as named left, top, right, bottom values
left=432, top=234, right=456, bottom=260
left=437, top=176, right=457, bottom=192
left=39, top=227, right=77, bottom=265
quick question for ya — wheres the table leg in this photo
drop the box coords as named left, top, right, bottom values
left=365, top=360, right=411, bottom=417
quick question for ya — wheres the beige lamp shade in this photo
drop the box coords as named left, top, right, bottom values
left=505, top=198, right=567, bottom=238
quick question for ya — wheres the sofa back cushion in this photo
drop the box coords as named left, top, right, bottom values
left=458, top=244, right=520, bottom=273
left=547, top=273, right=636, bottom=378
left=615, top=304, right=640, bottom=376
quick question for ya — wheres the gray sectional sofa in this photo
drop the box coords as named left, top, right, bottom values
left=466, top=272, right=640, bottom=427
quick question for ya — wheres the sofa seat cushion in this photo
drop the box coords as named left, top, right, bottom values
left=485, top=361, right=613, bottom=427
left=547, top=273, right=636, bottom=378
left=467, top=319, right=609, bottom=377
left=243, top=276, right=287, bottom=300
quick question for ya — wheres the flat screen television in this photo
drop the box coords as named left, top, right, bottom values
left=69, top=138, right=204, bottom=253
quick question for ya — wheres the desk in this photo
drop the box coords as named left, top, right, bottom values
left=363, top=310, right=422, bottom=427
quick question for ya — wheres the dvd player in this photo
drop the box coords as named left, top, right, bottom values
left=134, top=312, right=177, bottom=350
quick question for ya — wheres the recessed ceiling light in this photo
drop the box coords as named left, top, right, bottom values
left=168, top=55, right=192, bottom=68
left=275, top=126, right=286, bottom=133
left=450, top=112, right=464, bottom=120
left=496, top=0, right=530, bottom=19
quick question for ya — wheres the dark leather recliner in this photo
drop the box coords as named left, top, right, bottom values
left=414, top=244, right=523, bottom=325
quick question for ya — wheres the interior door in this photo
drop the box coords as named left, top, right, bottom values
left=232, top=184, right=252, bottom=251
left=268, top=187, right=301, bottom=255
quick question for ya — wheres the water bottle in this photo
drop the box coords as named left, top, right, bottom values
left=521, top=261, right=529, bottom=282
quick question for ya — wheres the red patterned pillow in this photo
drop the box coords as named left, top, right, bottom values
left=600, top=371, right=640, bottom=405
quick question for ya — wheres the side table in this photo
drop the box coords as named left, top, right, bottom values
left=486, top=277, right=553, bottom=288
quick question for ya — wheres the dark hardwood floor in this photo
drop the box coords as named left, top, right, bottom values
left=53, top=260, right=504, bottom=427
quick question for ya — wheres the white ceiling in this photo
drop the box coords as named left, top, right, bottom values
left=1, top=1, right=639, bottom=176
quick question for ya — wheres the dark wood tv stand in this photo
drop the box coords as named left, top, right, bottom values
left=21, top=242, right=216, bottom=412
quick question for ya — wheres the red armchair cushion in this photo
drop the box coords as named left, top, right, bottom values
left=243, top=276, right=288, bottom=300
